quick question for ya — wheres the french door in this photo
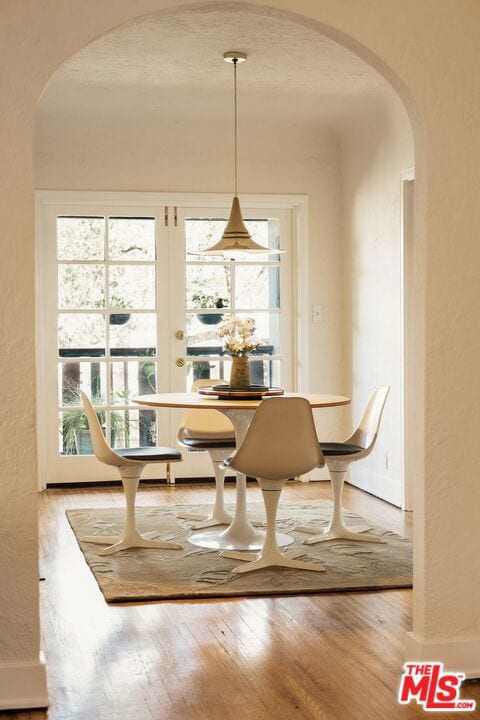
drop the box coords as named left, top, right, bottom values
left=36, top=194, right=294, bottom=485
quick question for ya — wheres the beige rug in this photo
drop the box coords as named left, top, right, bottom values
left=66, top=501, right=412, bottom=603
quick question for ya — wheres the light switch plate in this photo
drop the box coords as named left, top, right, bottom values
left=312, top=305, right=323, bottom=323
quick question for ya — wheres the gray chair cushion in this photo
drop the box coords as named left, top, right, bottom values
left=320, top=442, right=363, bottom=457
left=181, top=438, right=236, bottom=450
left=116, top=447, right=181, bottom=462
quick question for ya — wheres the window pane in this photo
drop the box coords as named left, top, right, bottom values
left=185, top=359, right=226, bottom=389
left=58, top=264, right=105, bottom=309
left=186, top=313, right=231, bottom=356
left=58, top=361, right=106, bottom=406
left=58, top=313, right=105, bottom=357
left=110, top=409, right=156, bottom=449
left=238, top=312, right=280, bottom=355
left=109, top=313, right=156, bottom=356
left=57, top=217, right=105, bottom=261
left=108, top=218, right=155, bottom=260
left=235, top=265, right=280, bottom=309
left=109, top=264, right=155, bottom=310
left=59, top=410, right=105, bottom=456
left=186, top=265, right=230, bottom=309
left=244, top=218, right=280, bottom=262
left=185, top=219, right=227, bottom=262
left=249, top=358, right=281, bottom=387
left=110, top=360, right=156, bottom=404
left=185, top=217, right=280, bottom=261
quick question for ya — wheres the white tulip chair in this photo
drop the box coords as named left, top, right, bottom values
left=221, top=396, right=326, bottom=574
left=296, top=386, right=390, bottom=545
left=176, top=379, right=236, bottom=529
left=79, top=392, right=183, bottom=556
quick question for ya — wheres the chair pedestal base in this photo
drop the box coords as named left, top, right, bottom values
left=295, top=464, right=384, bottom=545
left=300, top=524, right=383, bottom=545
left=231, top=550, right=325, bottom=575
left=220, top=550, right=325, bottom=575
left=220, top=481, right=325, bottom=574
left=79, top=530, right=182, bottom=556
left=180, top=509, right=234, bottom=530
left=79, top=475, right=182, bottom=556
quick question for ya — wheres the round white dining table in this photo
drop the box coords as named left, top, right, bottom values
left=133, top=392, right=350, bottom=551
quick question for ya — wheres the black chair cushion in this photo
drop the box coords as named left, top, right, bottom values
left=116, top=447, right=182, bottom=462
left=182, top=438, right=236, bottom=450
left=320, top=442, right=363, bottom=457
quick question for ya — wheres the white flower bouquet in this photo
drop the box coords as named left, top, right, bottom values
left=219, top=316, right=259, bottom=357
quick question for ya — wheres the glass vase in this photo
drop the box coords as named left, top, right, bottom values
left=229, top=355, right=251, bottom=389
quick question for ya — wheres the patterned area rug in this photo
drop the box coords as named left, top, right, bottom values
left=66, top=501, right=412, bottom=603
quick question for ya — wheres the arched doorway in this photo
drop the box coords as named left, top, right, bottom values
left=35, top=3, right=417, bottom=505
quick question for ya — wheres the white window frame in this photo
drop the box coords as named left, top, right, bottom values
left=35, top=191, right=309, bottom=489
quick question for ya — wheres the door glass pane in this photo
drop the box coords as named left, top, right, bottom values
left=109, top=313, right=157, bottom=356
left=186, top=313, right=231, bottom=356
left=185, top=219, right=227, bottom=261
left=186, top=359, right=225, bottom=388
left=58, top=264, right=105, bottom=309
left=185, top=217, right=280, bottom=261
left=244, top=218, right=280, bottom=262
left=109, top=264, right=156, bottom=309
left=59, top=410, right=105, bottom=456
left=110, top=409, right=156, bottom=449
left=235, top=265, right=280, bottom=309
left=57, top=217, right=104, bottom=261
left=110, top=360, right=156, bottom=404
left=186, top=265, right=230, bottom=309
left=238, top=312, right=280, bottom=355
left=58, top=361, right=106, bottom=405
left=108, top=218, right=155, bottom=260
left=249, top=358, right=281, bottom=387
left=58, top=313, right=105, bottom=357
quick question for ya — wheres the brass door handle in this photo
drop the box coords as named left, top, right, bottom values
left=175, top=330, right=184, bottom=340
left=176, top=358, right=185, bottom=368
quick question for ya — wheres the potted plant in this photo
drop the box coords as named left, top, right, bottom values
left=192, top=292, right=228, bottom=325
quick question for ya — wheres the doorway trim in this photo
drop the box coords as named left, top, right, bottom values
left=400, top=167, right=415, bottom=511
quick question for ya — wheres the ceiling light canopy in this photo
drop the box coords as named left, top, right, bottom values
left=191, top=52, right=285, bottom=257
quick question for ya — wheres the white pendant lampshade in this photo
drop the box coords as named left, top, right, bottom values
left=191, top=52, right=285, bottom=257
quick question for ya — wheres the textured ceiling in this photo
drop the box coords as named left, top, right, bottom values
left=40, top=5, right=394, bottom=125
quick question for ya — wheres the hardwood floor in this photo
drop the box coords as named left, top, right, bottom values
left=3, top=482, right=479, bottom=719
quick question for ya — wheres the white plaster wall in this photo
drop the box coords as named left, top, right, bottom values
left=36, top=110, right=348, bottom=440
left=2, top=0, right=480, bottom=709
left=341, top=94, right=414, bottom=506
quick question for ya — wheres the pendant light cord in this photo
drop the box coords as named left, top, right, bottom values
left=233, top=57, right=238, bottom=197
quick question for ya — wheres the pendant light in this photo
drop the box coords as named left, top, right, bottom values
left=192, top=51, right=285, bottom=256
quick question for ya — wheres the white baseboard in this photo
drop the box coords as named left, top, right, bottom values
left=405, top=633, right=480, bottom=679
left=0, top=653, right=48, bottom=710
